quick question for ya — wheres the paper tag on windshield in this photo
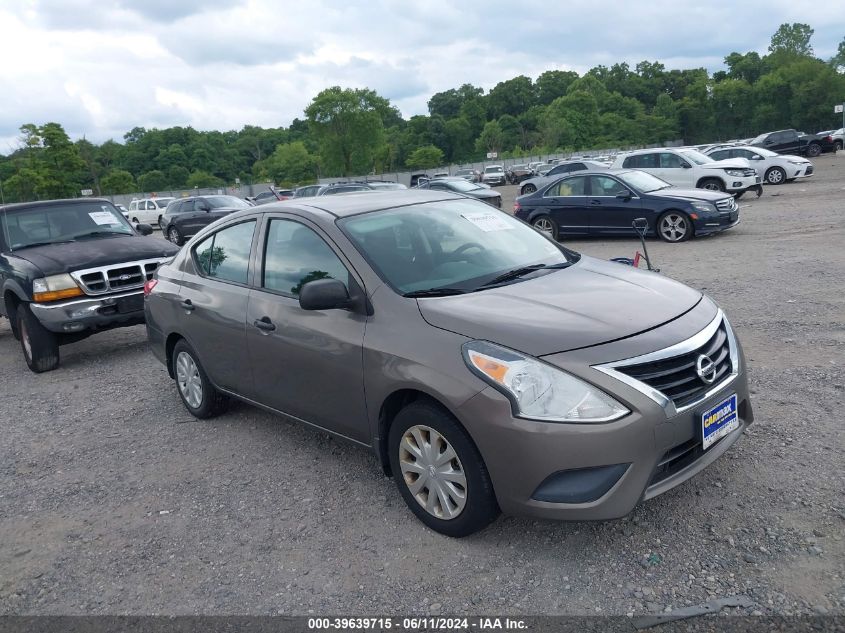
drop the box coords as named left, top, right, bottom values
left=461, top=212, right=513, bottom=232
left=89, top=211, right=115, bottom=225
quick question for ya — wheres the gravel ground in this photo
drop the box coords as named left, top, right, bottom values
left=0, top=158, right=843, bottom=617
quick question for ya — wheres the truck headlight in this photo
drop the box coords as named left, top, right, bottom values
left=463, top=341, right=629, bottom=423
left=32, top=274, right=84, bottom=302
left=724, top=169, right=746, bottom=177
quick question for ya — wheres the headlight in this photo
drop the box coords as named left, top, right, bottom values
left=463, top=341, right=629, bottom=423
left=691, top=202, right=716, bottom=213
left=32, top=274, right=84, bottom=302
left=724, top=169, right=746, bottom=177
left=787, top=160, right=806, bottom=165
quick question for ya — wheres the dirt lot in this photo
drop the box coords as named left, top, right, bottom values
left=1, top=158, right=843, bottom=617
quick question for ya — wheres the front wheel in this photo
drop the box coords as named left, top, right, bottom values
left=699, top=178, right=725, bottom=192
left=835, top=140, right=843, bottom=152
left=172, top=340, right=228, bottom=419
left=388, top=400, right=499, bottom=537
left=16, top=303, right=59, bottom=373
left=168, top=226, right=183, bottom=246
left=531, top=214, right=558, bottom=240
left=658, top=211, right=693, bottom=243
left=806, top=143, right=821, bottom=158
left=765, top=166, right=786, bottom=185
left=521, top=183, right=537, bottom=195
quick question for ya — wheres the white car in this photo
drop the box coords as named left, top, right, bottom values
left=611, top=148, right=761, bottom=196
left=705, top=146, right=813, bottom=185
left=481, top=165, right=507, bottom=186
left=126, top=197, right=175, bottom=226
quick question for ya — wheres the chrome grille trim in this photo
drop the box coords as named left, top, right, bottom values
left=70, top=257, right=169, bottom=296
left=593, top=310, right=740, bottom=418
left=715, top=198, right=736, bottom=212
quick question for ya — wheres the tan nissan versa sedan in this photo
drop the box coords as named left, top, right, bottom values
left=145, top=190, right=753, bottom=537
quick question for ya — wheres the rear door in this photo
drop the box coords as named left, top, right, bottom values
left=177, top=218, right=258, bottom=394
left=587, top=174, right=643, bottom=234
left=541, top=175, right=590, bottom=236
left=245, top=214, right=369, bottom=442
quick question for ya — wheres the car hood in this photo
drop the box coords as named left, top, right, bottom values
left=11, top=236, right=181, bottom=276
left=467, top=188, right=501, bottom=199
left=647, top=188, right=730, bottom=203
left=416, top=255, right=702, bottom=357
left=700, top=158, right=751, bottom=170
left=780, top=154, right=810, bottom=163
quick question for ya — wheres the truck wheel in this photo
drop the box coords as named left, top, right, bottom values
left=16, top=304, right=60, bottom=373
left=806, top=143, right=821, bottom=158
left=699, top=178, right=725, bottom=192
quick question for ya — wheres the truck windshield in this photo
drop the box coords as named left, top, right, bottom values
left=2, top=202, right=133, bottom=251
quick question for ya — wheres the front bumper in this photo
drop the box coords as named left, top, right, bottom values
left=455, top=308, right=753, bottom=521
left=30, top=290, right=146, bottom=334
left=724, top=175, right=759, bottom=193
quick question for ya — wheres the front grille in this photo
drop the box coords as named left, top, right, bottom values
left=650, top=438, right=703, bottom=486
left=614, top=321, right=733, bottom=409
left=715, top=198, right=735, bottom=212
left=71, top=258, right=168, bottom=295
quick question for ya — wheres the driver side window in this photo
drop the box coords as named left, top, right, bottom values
left=546, top=176, right=587, bottom=197
left=262, top=219, right=350, bottom=296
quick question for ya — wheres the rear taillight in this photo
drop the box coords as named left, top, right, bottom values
left=513, top=201, right=521, bottom=213
left=143, top=279, right=158, bottom=297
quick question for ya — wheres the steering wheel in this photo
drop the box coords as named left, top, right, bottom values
left=447, top=242, right=486, bottom=261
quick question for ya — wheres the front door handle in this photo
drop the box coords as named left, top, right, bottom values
left=180, top=299, right=194, bottom=312
left=590, top=199, right=602, bottom=205
left=253, top=317, right=276, bottom=332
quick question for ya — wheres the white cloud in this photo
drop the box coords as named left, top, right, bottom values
left=1, top=0, right=844, bottom=151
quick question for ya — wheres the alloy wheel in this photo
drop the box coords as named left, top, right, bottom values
left=659, top=213, right=688, bottom=242
left=532, top=217, right=554, bottom=236
left=702, top=181, right=723, bottom=191
left=176, top=351, right=203, bottom=409
left=766, top=168, right=785, bottom=184
left=168, top=227, right=180, bottom=244
left=399, top=425, right=467, bottom=520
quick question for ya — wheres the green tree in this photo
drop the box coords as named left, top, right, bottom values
left=137, top=170, right=168, bottom=192
left=831, top=38, right=845, bottom=70
left=254, top=141, right=317, bottom=185
left=475, top=121, right=504, bottom=155
left=536, top=70, right=579, bottom=105
left=768, top=23, right=814, bottom=57
left=487, top=75, right=536, bottom=118
left=305, top=86, right=390, bottom=176
left=186, top=170, right=224, bottom=189
left=405, top=145, right=444, bottom=170
left=100, top=169, right=136, bottom=195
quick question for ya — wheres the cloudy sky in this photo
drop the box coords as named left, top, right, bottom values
left=1, top=0, right=844, bottom=151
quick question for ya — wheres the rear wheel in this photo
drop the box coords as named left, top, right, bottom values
left=157, top=215, right=163, bottom=228
left=172, top=340, right=228, bottom=419
left=388, top=400, right=499, bottom=537
left=765, top=166, right=786, bottom=185
left=835, top=140, right=842, bottom=152
left=658, top=211, right=693, bottom=243
left=806, top=143, right=821, bottom=158
left=168, top=226, right=183, bottom=246
left=521, top=183, right=537, bottom=195
left=699, top=178, right=725, bottom=192
left=16, top=303, right=59, bottom=373
left=531, top=215, right=558, bottom=240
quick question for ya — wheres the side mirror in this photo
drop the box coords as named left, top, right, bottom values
left=299, top=278, right=351, bottom=311
left=135, top=223, right=153, bottom=236
left=615, top=190, right=633, bottom=200
left=680, top=162, right=692, bottom=169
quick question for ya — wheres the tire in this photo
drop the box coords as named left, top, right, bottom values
left=531, top=214, right=559, bottom=240
left=172, top=340, right=228, bottom=419
left=131, top=217, right=139, bottom=224
left=733, top=191, right=745, bottom=200
left=521, top=183, right=537, bottom=195
left=157, top=215, right=163, bottom=228
left=168, top=226, right=183, bottom=246
left=806, top=143, right=821, bottom=158
left=658, top=211, right=693, bottom=243
left=388, top=400, right=499, bottom=537
left=16, top=303, right=59, bottom=373
left=765, top=166, right=786, bottom=185
left=835, top=140, right=842, bottom=152
left=698, top=178, right=725, bottom=192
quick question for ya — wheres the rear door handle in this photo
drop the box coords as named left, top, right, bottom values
left=180, top=299, right=194, bottom=312
left=253, top=317, right=276, bottom=332
left=590, top=200, right=602, bottom=205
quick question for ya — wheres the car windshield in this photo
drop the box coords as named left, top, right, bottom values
left=2, top=202, right=133, bottom=250
left=679, top=149, right=713, bottom=165
left=619, top=170, right=672, bottom=193
left=485, top=166, right=503, bottom=173
left=204, top=196, right=251, bottom=209
left=153, top=198, right=175, bottom=209
left=749, top=133, right=767, bottom=144
left=339, top=199, right=572, bottom=295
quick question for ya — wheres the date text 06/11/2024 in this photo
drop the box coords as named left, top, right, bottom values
left=307, top=617, right=528, bottom=630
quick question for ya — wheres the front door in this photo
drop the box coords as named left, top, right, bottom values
left=542, top=175, right=590, bottom=236
left=587, top=175, right=643, bottom=234
left=245, top=215, right=369, bottom=443
left=654, top=152, right=695, bottom=188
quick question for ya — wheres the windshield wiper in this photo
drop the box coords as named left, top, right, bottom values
left=72, top=231, right=131, bottom=239
left=403, top=288, right=469, bottom=298
left=12, top=239, right=76, bottom=250
left=482, top=262, right=572, bottom=287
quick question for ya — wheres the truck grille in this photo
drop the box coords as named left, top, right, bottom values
left=614, top=321, right=732, bottom=409
left=71, top=258, right=168, bottom=295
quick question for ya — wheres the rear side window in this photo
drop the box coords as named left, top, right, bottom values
left=623, top=154, right=657, bottom=168
left=546, top=176, right=587, bottom=197
left=193, top=220, right=256, bottom=284
left=709, top=150, right=730, bottom=161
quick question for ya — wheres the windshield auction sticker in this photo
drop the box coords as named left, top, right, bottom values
left=461, top=212, right=514, bottom=232
left=89, top=210, right=117, bottom=225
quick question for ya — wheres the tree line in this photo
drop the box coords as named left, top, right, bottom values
left=1, top=23, right=843, bottom=202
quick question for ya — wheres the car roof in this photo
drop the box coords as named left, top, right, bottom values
left=283, top=189, right=465, bottom=218
left=0, top=197, right=114, bottom=212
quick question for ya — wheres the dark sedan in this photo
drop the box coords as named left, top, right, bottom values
left=513, top=169, right=739, bottom=242
left=160, top=195, right=252, bottom=246
left=416, top=177, right=502, bottom=208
